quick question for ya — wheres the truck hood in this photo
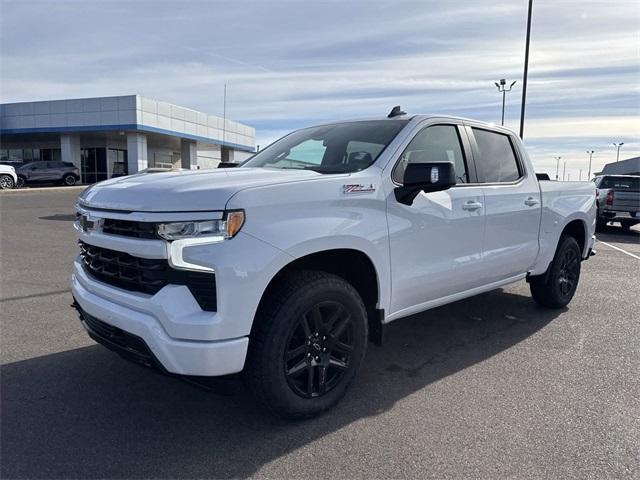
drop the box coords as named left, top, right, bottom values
left=78, top=168, right=322, bottom=212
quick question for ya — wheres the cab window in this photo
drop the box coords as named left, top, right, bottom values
left=472, top=128, right=522, bottom=183
left=393, top=125, right=468, bottom=184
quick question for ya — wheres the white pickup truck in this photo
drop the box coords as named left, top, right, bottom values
left=71, top=109, right=596, bottom=418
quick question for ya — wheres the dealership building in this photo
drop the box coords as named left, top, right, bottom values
left=0, top=95, right=256, bottom=183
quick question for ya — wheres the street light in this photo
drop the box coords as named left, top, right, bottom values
left=587, top=150, right=594, bottom=179
left=612, top=142, right=624, bottom=162
left=494, top=78, right=517, bottom=126
left=562, top=161, right=566, bottom=181
left=519, top=0, right=534, bottom=139
left=554, top=156, right=562, bottom=180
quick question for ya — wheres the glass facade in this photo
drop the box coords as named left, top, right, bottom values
left=108, top=148, right=128, bottom=177
left=0, top=148, right=57, bottom=165
left=81, top=148, right=108, bottom=184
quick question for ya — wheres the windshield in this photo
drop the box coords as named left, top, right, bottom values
left=242, top=120, right=409, bottom=173
left=601, top=176, right=639, bottom=190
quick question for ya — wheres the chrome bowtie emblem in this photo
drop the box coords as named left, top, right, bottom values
left=79, top=215, right=102, bottom=232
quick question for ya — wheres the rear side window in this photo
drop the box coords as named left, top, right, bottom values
left=393, top=125, right=468, bottom=184
left=472, top=128, right=521, bottom=183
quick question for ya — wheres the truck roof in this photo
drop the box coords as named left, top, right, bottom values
left=312, top=113, right=518, bottom=136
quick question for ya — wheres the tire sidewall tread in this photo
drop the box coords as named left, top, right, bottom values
left=530, top=235, right=581, bottom=309
left=244, top=270, right=368, bottom=419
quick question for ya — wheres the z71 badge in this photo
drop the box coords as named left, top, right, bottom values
left=342, top=184, right=376, bottom=194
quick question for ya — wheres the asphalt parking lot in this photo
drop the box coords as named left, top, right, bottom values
left=1, top=189, right=639, bottom=479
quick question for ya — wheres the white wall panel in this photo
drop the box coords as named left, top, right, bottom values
left=141, top=97, right=157, bottom=114
left=157, top=115, right=172, bottom=130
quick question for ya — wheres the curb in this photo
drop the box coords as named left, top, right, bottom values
left=0, top=185, right=87, bottom=194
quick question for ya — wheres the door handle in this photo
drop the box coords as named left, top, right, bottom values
left=462, top=201, right=483, bottom=211
left=524, top=197, right=539, bottom=207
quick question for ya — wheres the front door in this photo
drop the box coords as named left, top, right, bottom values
left=385, top=123, right=486, bottom=318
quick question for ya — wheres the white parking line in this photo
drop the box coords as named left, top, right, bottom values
left=597, top=240, right=640, bottom=260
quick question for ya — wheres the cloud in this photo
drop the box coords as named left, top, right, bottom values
left=1, top=0, right=638, bottom=179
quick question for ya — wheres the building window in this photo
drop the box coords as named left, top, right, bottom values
left=108, top=148, right=128, bottom=177
left=81, top=148, right=108, bottom=184
left=41, top=148, right=61, bottom=162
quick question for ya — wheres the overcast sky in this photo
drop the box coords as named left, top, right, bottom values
left=1, top=0, right=638, bottom=178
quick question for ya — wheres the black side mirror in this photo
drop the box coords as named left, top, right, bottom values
left=394, top=162, right=456, bottom=205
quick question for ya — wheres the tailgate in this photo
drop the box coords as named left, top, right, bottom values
left=611, top=190, right=640, bottom=211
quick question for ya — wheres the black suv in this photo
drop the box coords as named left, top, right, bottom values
left=16, top=161, right=80, bottom=187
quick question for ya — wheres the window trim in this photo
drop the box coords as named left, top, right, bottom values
left=390, top=123, right=475, bottom=185
left=465, top=125, right=526, bottom=186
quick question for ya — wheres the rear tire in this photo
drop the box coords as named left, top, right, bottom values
left=0, top=174, right=15, bottom=189
left=529, top=235, right=581, bottom=309
left=244, top=270, right=368, bottom=419
left=620, top=220, right=634, bottom=231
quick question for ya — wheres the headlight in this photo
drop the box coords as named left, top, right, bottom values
left=157, top=210, right=245, bottom=241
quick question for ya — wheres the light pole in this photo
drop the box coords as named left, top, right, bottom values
left=494, top=79, right=516, bottom=126
left=587, top=150, right=594, bottom=179
left=562, top=161, right=566, bottom=181
left=612, top=142, right=624, bottom=162
left=554, top=156, right=561, bottom=180
left=519, top=0, right=534, bottom=139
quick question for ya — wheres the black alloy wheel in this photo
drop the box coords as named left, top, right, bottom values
left=529, top=234, right=581, bottom=308
left=244, top=270, right=368, bottom=419
left=284, top=301, right=354, bottom=398
left=556, top=246, right=579, bottom=299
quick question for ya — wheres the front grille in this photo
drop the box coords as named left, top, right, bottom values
left=79, top=241, right=217, bottom=311
left=102, top=218, right=157, bottom=239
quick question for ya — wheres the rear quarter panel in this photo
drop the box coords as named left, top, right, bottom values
left=531, top=180, right=596, bottom=275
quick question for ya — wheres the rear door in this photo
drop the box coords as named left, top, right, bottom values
left=27, top=162, right=49, bottom=182
left=43, top=161, right=63, bottom=181
left=466, top=126, right=541, bottom=282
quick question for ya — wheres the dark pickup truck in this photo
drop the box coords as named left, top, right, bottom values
left=593, top=175, right=640, bottom=230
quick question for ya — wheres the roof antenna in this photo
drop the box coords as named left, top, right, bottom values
left=387, top=105, right=406, bottom=118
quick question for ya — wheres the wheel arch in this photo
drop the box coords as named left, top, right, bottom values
left=561, top=218, right=588, bottom=256
left=252, top=248, right=385, bottom=345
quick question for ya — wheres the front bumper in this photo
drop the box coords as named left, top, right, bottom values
left=71, top=260, right=248, bottom=376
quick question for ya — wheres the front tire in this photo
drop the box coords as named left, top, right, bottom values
left=15, top=176, right=26, bottom=188
left=244, top=270, right=368, bottom=419
left=0, top=174, right=15, bottom=189
left=529, top=235, right=581, bottom=309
